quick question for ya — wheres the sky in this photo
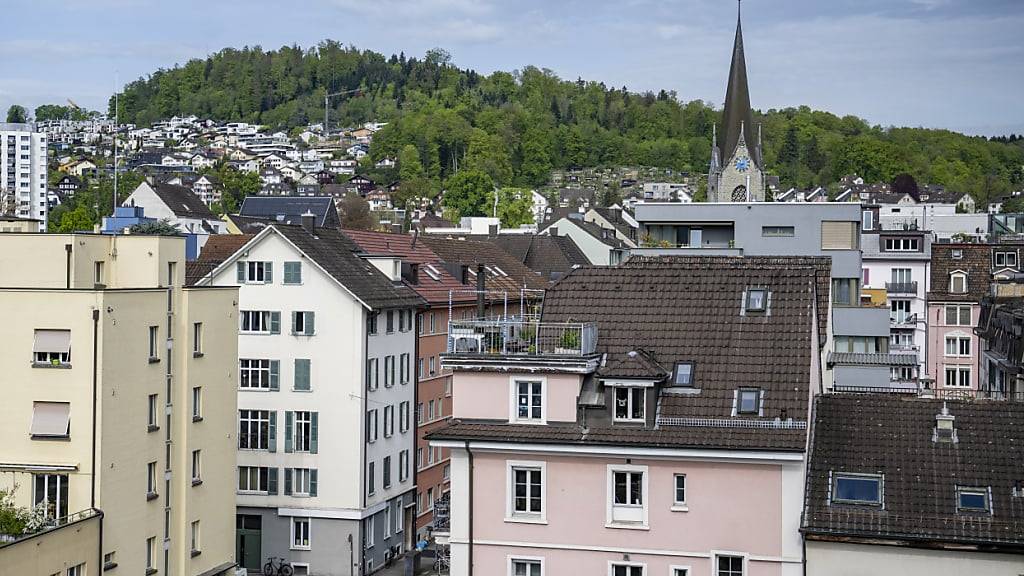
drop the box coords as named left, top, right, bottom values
left=1, top=0, right=1022, bottom=136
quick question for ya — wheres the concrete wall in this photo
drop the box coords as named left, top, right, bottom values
left=832, top=306, right=890, bottom=337
left=239, top=506, right=360, bottom=576
left=833, top=365, right=894, bottom=389
left=0, top=511, right=101, bottom=576
left=806, top=540, right=1024, bottom=576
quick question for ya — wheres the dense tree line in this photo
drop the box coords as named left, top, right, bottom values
left=114, top=43, right=1024, bottom=206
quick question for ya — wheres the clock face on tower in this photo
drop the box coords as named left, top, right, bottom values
left=735, top=156, right=750, bottom=172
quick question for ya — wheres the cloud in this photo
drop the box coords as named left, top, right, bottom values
left=327, top=0, right=493, bottom=19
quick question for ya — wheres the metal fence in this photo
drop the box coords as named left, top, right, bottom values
left=447, top=320, right=598, bottom=356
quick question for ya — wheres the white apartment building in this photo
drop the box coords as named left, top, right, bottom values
left=1, top=123, right=48, bottom=229
left=196, top=221, right=423, bottom=575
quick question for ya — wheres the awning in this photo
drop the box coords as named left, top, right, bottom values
left=31, top=402, right=70, bottom=437
left=33, top=330, right=71, bottom=354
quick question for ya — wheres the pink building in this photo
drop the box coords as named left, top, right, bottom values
left=925, top=243, right=994, bottom=392
left=430, top=257, right=826, bottom=576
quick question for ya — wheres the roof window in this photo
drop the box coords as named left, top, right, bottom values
left=832, top=473, right=883, bottom=506
left=735, top=388, right=761, bottom=415
left=951, top=249, right=963, bottom=259
left=956, top=487, right=991, bottom=513
left=745, top=288, right=767, bottom=313
left=672, top=362, right=693, bottom=387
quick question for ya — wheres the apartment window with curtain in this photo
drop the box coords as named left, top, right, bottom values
left=831, top=278, right=858, bottom=306
left=33, top=474, right=68, bottom=519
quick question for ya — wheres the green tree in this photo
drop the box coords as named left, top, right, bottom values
left=339, top=194, right=376, bottom=230
left=464, top=129, right=513, bottom=186
left=443, top=169, right=494, bottom=220
left=519, top=129, right=553, bottom=187
left=55, top=204, right=95, bottom=232
left=129, top=219, right=180, bottom=235
left=6, top=105, right=28, bottom=123
left=398, top=144, right=425, bottom=182
left=493, top=187, right=534, bottom=227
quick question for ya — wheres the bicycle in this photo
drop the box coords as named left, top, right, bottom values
left=263, top=557, right=294, bottom=576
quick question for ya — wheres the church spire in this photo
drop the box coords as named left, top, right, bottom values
left=717, top=0, right=761, bottom=168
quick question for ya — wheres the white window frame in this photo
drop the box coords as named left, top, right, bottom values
left=612, top=386, right=646, bottom=422
left=606, top=464, right=649, bottom=529
left=505, top=460, right=547, bottom=524
left=711, top=552, right=748, bottom=576
left=293, top=468, right=312, bottom=496
left=240, top=310, right=275, bottom=334
left=944, top=335, right=971, bottom=357
left=239, top=409, right=271, bottom=450
left=672, top=474, right=687, bottom=512
left=508, top=556, right=545, bottom=576
left=294, top=411, right=312, bottom=452
left=238, top=466, right=269, bottom=493
left=246, top=261, right=272, bottom=284
left=668, top=566, right=691, bottom=576
left=608, top=561, right=646, bottom=576
left=240, top=358, right=273, bottom=389
left=290, top=517, right=311, bottom=550
left=509, top=376, right=547, bottom=424
left=995, top=251, right=1018, bottom=268
left=950, top=272, right=968, bottom=294
left=944, top=365, right=971, bottom=388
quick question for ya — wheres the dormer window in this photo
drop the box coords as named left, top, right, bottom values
left=950, top=272, right=968, bottom=294
left=673, top=362, right=693, bottom=387
left=956, top=487, right=991, bottom=513
left=832, top=473, right=883, bottom=506
left=951, top=249, right=963, bottom=260
left=613, top=387, right=645, bottom=422
left=995, top=251, right=1018, bottom=268
left=745, top=288, right=767, bottom=312
left=735, top=388, right=761, bottom=415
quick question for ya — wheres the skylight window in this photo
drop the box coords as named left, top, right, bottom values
left=956, top=487, right=990, bottom=513
left=673, top=362, right=693, bottom=387
left=746, top=288, right=767, bottom=312
left=423, top=265, right=441, bottom=281
left=832, top=473, right=883, bottom=506
left=492, top=265, right=508, bottom=277
left=736, top=388, right=761, bottom=415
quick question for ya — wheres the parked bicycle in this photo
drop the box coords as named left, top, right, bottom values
left=263, top=557, right=294, bottom=576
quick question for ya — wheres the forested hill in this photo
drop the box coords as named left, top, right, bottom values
left=115, top=41, right=1024, bottom=199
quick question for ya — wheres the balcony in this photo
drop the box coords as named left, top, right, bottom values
left=885, top=281, right=918, bottom=295
left=890, top=313, right=917, bottom=328
left=447, top=320, right=598, bottom=357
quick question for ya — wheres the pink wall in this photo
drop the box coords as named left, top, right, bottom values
left=473, top=545, right=783, bottom=576
left=926, top=304, right=981, bottom=389
left=469, top=452, right=787, bottom=570
left=452, top=372, right=581, bottom=422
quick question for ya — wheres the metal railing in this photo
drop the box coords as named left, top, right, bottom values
left=447, top=320, right=598, bottom=357
left=885, top=281, right=918, bottom=294
left=805, top=509, right=1024, bottom=543
left=921, top=388, right=1024, bottom=402
left=889, top=313, right=917, bottom=326
left=0, top=508, right=101, bottom=545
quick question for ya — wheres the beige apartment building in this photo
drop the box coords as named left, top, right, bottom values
left=0, top=233, right=238, bottom=576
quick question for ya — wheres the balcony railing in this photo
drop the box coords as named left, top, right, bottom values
left=890, top=313, right=917, bottom=326
left=885, top=281, right=918, bottom=295
left=447, top=320, right=598, bottom=357
left=0, top=508, right=101, bottom=545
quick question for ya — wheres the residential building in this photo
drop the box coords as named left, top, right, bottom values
left=194, top=220, right=424, bottom=575
left=122, top=180, right=228, bottom=257
left=0, top=215, right=41, bottom=232
left=538, top=212, right=630, bottom=265
left=431, top=256, right=824, bottom=576
left=1, top=509, right=102, bottom=576
left=803, top=394, right=1024, bottom=575
left=192, top=174, right=221, bottom=206
left=978, top=293, right=1024, bottom=401
left=926, top=243, right=993, bottom=392
left=457, top=233, right=590, bottom=281
left=238, top=196, right=341, bottom=229
left=0, top=232, right=238, bottom=576
left=1, top=123, right=48, bottom=228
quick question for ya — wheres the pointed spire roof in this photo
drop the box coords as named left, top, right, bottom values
left=718, top=0, right=761, bottom=168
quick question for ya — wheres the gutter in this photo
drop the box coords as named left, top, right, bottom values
left=90, top=308, right=99, bottom=508
left=464, top=440, right=474, bottom=576
left=65, top=243, right=72, bottom=289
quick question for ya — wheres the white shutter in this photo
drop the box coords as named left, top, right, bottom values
left=821, top=221, right=856, bottom=250
left=31, top=402, right=70, bottom=436
left=33, top=329, right=71, bottom=353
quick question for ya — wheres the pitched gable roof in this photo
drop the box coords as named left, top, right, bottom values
left=186, top=234, right=254, bottom=285
left=928, top=243, right=993, bottom=302
left=148, top=181, right=217, bottom=219
left=419, top=236, right=550, bottom=291
left=239, top=196, right=340, bottom=229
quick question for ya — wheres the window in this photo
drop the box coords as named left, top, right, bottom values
left=187, top=520, right=201, bottom=555
left=385, top=503, right=392, bottom=539
left=952, top=249, right=963, bottom=259
left=384, top=355, right=394, bottom=387
left=430, top=312, right=436, bottom=333
left=511, top=559, right=543, bottom=576
left=611, top=563, right=644, bottom=576
left=103, top=552, right=116, bottom=570
left=291, top=517, right=310, bottom=550
left=148, top=326, right=159, bottom=360
left=508, top=462, right=545, bottom=521
left=94, top=260, right=104, bottom=285
left=283, top=261, right=302, bottom=284
left=418, top=358, right=425, bottom=379
left=956, top=486, right=990, bottom=513
left=995, top=251, right=1018, bottom=268
left=884, top=237, right=920, bottom=251
left=32, top=329, right=71, bottom=365
left=608, top=466, right=647, bottom=526
left=745, top=288, right=767, bottom=312
left=146, top=462, right=158, bottom=498
left=193, top=322, right=203, bottom=355
left=861, top=209, right=874, bottom=231
left=238, top=466, right=270, bottom=492
left=401, top=353, right=410, bottom=384
left=146, top=537, right=156, bottom=572
left=67, top=563, right=86, bottom=576
left=736, top=388, right=761, bottom=415
left=366, top=358, right=379, bottom=390
left=417, top=313, right=424, bottom=335
left=716, top=555, right=744, bottom=576
left=294, top=359, right=311, bottom=391
left=613, top=387, right=645, bottom=422
left=239, top=261, right=273, bottom=283
left=368, top=461, right=376, bottom=496
left=950, top=273, right=967, bottom=294
left=399, top=310, right=407, bottom=332
left=443, top=464, right=450, bottom=479
left=366, top=409, right=378, bottom=442
left=240, top=359, right=278, bottom=389
left=383, top=456, right=392, bottom=488
left=673, top=474, right=687, bottom=509
left=944, top=366, right=971, bottom=388
left=292, top=311, right=315, bottom=335
left=426, top=487, right=434, bottom=510
left=33, top=474, right=68, bottom=520
left=192, top=386, right=202, bottom=420
left=239, top=410, right=273, bottom=450
left=429, top=355, right=436, bottom=375
left=673, top=362, right=693, bottom=386
left=944, top=305, right=972, bottom=326
left=417, top=403, right=424, bottom=425
left=400, top=401, right=410, bottom=433
left=514, top=380, right=543, bottom=422
left=945, top=336, right=971, bottom=357
left=890, top=299, right=911, bottom=323
left=290, top=468, right=316, bottom=496
left=832, top=473, right=882, bottom=505
left=417, top=448, right=424, bottom=470
left=240, top=310, right=280, bottom=334
left=367, top=313, right=378, bottom=335
left=832, top=278, right=858, bottom=306
left=30, top=401, right=70, bottom=438
left=399, top=450, right=410, bottom=482
left=292, top=411, right=315, bottom=452
left=890, top=268, right=912, bottom=285
left=761, top=225, right=794, bottom=237
left=148, top=394, right=159, bottom=431
left=821, top=221, right=857, bottom=250
left=192, top=450, right=202, bottom=483
left=386, top=310, right=395, bottom=333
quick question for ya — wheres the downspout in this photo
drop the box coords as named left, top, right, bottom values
left=464, top=440, right=474, bottom=576
left=65, top=243, right=72, bottom=288
left=360, top=308, right=370, bottom=576
left=98, top=510, right=105, bottom=574
left=90, top=308, right=100, bottom=508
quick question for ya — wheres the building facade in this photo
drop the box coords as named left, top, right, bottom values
left=1, top=123, right=48, bottom=228
left=0, top=233, right=238, bottom=576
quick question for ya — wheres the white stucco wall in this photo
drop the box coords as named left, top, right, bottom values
left=806, top=540, right=1024, bottom=576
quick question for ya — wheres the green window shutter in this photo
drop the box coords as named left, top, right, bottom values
left=305, top=312, right=315, bottom=336
left=294, top=262, right=302, bottom=283
left=269, top=360, right=280, bottom=390
left=264, top=262, right=273, bottom=283
left=365, top=359, right=372, bottom=389
left=294, top=359, right=310, bottom=391
left=236, top=262, right=245, bottom=283
left=270, top=312, right=281, bottom=334
left=310, top=469, right=318, bottom=496
left=284, top=411, right=294, bottom=453
left=284, top=468, right=293, bottom=495
left=291, top=311, right=298, bottom=334
left=310, top=412, right=319, bottom=454
left=268, top=412, right=277, bottom=452
left=284, top=262, right=302, bottom=284
left=267, top=467, right=278, bottom=494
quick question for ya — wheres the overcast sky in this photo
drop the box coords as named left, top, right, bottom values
left=2, top=0, right=1022, bottom=136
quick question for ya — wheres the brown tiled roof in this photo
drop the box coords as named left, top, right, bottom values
left=419, top=236, right=550, bottom=292
left=928, top=243, right=993, bottom=302
left=803, top=394, right=1024, bottom=548
left=598, top=349, right=668, bottom=379
left=461, top=235, right=591, bottom=279
left=187, top=234, right=254, bottom=285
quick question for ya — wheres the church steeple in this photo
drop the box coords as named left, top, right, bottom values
left=717, top=0, right=761, bottom=169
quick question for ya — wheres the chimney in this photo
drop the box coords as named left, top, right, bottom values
left=460, top=264, right=469, bottom=285
left=933, top=402, right=957, bottom=443
left=300, top=210, right=316, bottom=234
left=488, top=224, right=498, bottom=237
left=550, top=226, right=558, bottom=237
left=406, top=262, right=420, bottom=285
left=476, top=263, right=486, bottom=319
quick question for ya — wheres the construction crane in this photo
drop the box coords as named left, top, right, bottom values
left=324, top=88, right=362, bottom=136
left=66, top=98, right=82, bottom=111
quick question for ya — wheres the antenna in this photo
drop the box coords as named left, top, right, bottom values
left=113, top=73, right=119, bottom=218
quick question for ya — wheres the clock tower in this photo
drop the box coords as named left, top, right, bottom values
left=708, top=0, right=765, bottom=202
